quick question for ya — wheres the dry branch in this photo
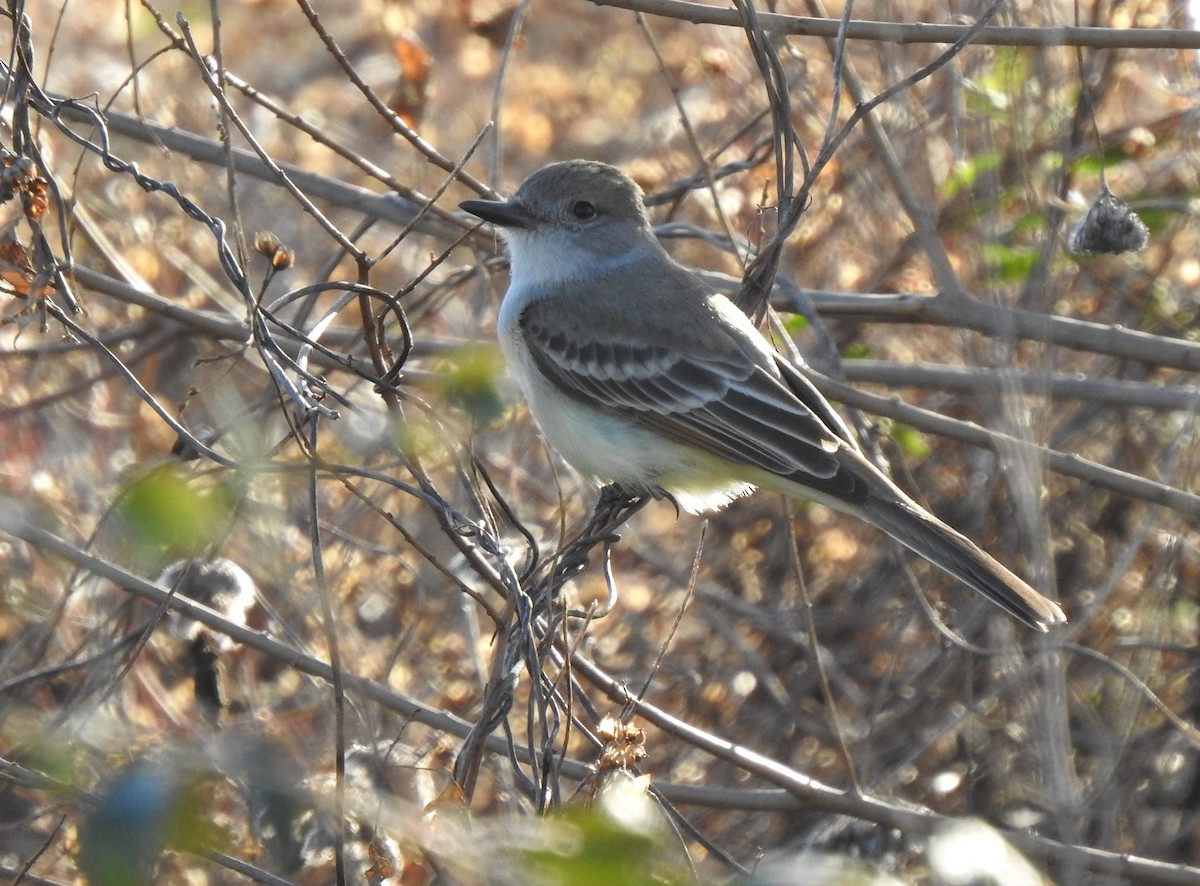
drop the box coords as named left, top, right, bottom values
left=593, top=0, right=1200, bottom=49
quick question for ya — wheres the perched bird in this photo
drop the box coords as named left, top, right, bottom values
left=156, top=556, right=258, bottom=725
left=461, top=160, right=1066, bottom=631
left=157, top=557, right=257, bottom=652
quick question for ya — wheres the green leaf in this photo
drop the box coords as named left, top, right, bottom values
left=982, top=242, right=1039, bottom=283
left=783, top=313, right=809, bottom=334
left=942, top=152, right=1002, bottom=199
left=519, top=801, right=688, bottom=886
left=435, top=343, right=506, bottom=426
left=118, top=465, right=235, bottom=557
left=1133, top=203, right=1170, bottom=235
left=891, top=424, right=931, bottom=459
left=1071, top=145, right=1150, bottom=176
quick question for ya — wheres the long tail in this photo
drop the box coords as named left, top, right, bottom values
left=861, top=494, right=1066, bottom=632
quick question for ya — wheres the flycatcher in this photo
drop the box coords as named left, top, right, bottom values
left=461, top=160, right=1066, bottom=631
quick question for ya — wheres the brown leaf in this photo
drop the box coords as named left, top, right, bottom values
left=388, top=33, right=432, bottom=128
left=22, top=177, right=48, bottom=222
left=0, top=219, right=34, bottom=298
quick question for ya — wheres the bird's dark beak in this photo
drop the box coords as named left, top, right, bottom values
left=460, top=198, right=534, bottom=230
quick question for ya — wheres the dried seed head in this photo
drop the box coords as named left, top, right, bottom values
left=1068, top=189, right=1149, bottom=255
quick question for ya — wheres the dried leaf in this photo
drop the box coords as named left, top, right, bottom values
left=389, top=33, right=432, bottom=128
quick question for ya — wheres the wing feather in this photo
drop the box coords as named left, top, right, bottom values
left=520, top=299, right=846, bottom=482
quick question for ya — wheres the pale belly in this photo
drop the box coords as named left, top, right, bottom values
left=501, top=331, right=754, bottom=513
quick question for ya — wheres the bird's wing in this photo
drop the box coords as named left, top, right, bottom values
left=518, top=295, right=849, bottom=482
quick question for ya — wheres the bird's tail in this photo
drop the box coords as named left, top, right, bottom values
left=860, top=494, right=1066, bottom=632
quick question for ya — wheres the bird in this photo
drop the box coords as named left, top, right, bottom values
left=460, top=160, right=1066, bottom=631
left=156, top=556, right=258, bottom=725
left=157, top=556, right=257, bottom=652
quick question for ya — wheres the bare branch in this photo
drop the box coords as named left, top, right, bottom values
left=591, top=0, right=1200, bottom=49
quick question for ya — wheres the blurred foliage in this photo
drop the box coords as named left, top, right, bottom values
left=433, top=343, right=507, bottom=427
left=118, top=464, right=238, bottom=559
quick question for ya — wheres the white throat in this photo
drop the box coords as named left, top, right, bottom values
left=503, top=228, right=645, bottom=292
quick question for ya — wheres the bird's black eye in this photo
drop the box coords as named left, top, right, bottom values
left=571, top=200, right=596, bottom=220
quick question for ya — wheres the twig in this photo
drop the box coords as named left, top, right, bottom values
left=23, top=83, right=462, bottom=239
left=825, top=359, right=1200, bottom=413
left=177, top=14, right=365, bottom=262
left=566, top=648, right=1200, bottom=885
left=589, top=0, right=1200, bottom=50
left=291, top=0, right=491, bottom=193
left=799, top=0, right=1008, bottom=305
left=788, top=288, right=1200, bottom=373
left=807, top=369, right=1200, bottom=518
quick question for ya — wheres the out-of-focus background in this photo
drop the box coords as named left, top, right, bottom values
left=2, top=0, right=1199, bottom=882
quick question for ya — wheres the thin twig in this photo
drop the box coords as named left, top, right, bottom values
left=589, top=0, right=1200, bottom=50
